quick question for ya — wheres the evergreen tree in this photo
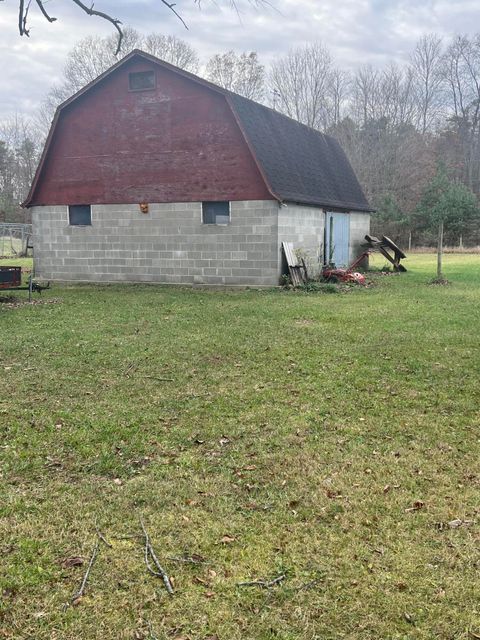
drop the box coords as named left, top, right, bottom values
left=416, top=165, right=480, bottom=278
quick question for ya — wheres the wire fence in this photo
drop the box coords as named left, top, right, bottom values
left=0, top=223, right=33, bottom=258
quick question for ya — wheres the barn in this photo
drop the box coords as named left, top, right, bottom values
left=24, top=50, right=372, bottom=286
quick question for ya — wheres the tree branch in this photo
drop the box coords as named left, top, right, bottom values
left=237, top=574, right=286, bottom=588
left=140, top=519, right=174, bottom=596
left=70, top=538, right=100, bottom=604
left=18, top=0, right=31, bottom=36
left=35, top=0, right=57, bottom=23
left=160, top=0, right=188, bottom=30
left=70, top=0, right=123, bottom=55
left=12, top=1, right=272, bottom=55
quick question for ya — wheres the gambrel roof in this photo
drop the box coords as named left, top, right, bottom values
left=229, top=94, right=371, bottom=211
left=24, top=50, right=371, bottom=212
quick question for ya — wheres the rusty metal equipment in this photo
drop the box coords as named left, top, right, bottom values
left=321, top=250, right=370, bottom=285
left=322, top=235, right=407, bottom=285
left=0, top=266, right=22, bottom=289
left=0, top=266, right=50, bottom=302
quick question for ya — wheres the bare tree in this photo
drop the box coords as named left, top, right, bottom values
left=0, top=114, right=41, bottom=220
left=144, top=34, right=199, bottom=73
left=442, top=35, right=480, bottom=192
left=410, top=34, right=444, bottom=134
left=204, top=51, right=265, bottom=101
left=350, top=65, right=382, bottom=127
left=269, top=43, right=333, bottom=130
left=326, top=68, right=350, bottom=128
left=378, top=63, right=417, bottom=128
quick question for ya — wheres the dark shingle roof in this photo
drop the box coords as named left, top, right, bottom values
left=229, top=94, right=372, bottom=212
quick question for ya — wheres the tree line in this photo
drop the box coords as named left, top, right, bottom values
left=2, top=29, right=480, bottom=248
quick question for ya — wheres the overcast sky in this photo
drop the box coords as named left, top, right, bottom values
left=1, top=0, right=480, bottom=121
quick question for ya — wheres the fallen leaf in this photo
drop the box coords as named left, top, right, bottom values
left=45, top=457, right=62, bottom=469
left=326, top=489, right=343, bottom=499
left=404, top=612, right=414, bottom=624
left=383, top=484, right=391, bottom=493
left=113, top=478, right=123, bottom=486
left=60, top=556, right=84, bottom=569
left=220, top=535, right=235, bottom=544
left=190, top=553, right=206, bottom=563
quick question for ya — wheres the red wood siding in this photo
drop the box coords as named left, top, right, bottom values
left=30, top=59, right=273, bottom=205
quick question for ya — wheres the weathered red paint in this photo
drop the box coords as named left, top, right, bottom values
left=28, top=56, right=273, bottom=206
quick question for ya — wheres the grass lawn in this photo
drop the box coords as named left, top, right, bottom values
left=1, top=253, right=479, bottom=639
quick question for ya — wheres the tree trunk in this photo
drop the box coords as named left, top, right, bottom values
left=408, top=231, right=412, bottom=251
left=437, top=220, right=444, bottom=279
left=459, top=234, right=463, bottom=250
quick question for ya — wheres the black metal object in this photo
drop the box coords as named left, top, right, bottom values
left=0, top=266, right=22, bottom=288
left=0, top=266, right=50, bottom=302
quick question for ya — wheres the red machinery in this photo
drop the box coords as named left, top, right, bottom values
left=321, top=235, right=407, bottom=285
left=322, top=251, right=370, bottom=285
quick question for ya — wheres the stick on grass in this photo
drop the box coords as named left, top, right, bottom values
left=237, top=574, right=285, bottom=588
left=140, top=519, right=174, bottom=595
left=70, top=539, right=100, bottom=604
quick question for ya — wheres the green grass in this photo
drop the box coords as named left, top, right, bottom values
left=1, top=254, right=479, bottom=639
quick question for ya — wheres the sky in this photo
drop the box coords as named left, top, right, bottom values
left=1, top=0, right=480, bottom=121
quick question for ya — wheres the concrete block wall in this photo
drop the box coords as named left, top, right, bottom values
left=32, top=200, right=279, bottom=286
left=349, top=212, right=370, bottom=263
left=277, top=203, right=324, bottom=277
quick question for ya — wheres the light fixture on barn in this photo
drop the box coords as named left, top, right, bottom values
left=139, top=203, right=149, bottom=214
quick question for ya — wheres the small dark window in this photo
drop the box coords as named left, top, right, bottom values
left=202, top=201, right=230, bottom=225
left=129, top=70, right=155, bottom=91
left=69, top=205, right=91, bottom=226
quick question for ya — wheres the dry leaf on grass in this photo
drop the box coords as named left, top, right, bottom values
left=60, top=556, right=84, bottom=569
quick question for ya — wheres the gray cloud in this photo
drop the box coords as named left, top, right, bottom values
left=1, top=0, right=480, bottom=121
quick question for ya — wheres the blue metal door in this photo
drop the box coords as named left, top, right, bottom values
left=325, top=212, right=350, bottom=267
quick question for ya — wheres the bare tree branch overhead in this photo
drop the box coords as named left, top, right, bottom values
left=3, top=0, right=271, bottom=56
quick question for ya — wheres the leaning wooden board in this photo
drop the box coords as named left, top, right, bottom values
left=282, top=242, right=307, bottom=286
